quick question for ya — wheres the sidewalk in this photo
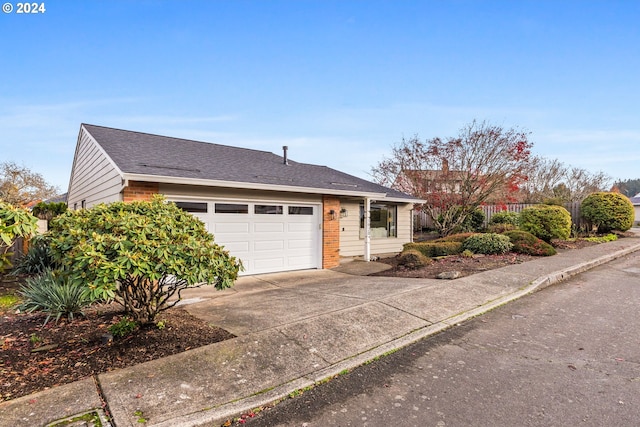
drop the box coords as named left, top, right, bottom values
left=2, top=233, right=640, bottom=427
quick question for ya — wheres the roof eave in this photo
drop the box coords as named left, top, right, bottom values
left=122, top=173, right=390, bottom=199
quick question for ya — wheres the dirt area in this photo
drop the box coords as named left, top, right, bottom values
left=0, top=237, right=602, bottom=403
left=0, top=276, right=234, bottom=402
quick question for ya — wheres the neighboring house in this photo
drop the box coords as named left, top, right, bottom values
left=67, top=124, right=422, bottom=275
left=630, top=193, right=640, bottom=225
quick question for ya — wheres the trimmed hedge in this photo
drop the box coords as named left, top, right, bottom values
left=397, top=249, right=432, bottom=269
left=462, top=233, right=513, bottom=255
left=403, top=241, right=464, bottom=257
left=519, top=205, right=572, bottom=242
left=489, top=211, right=520, bottom=226
left=581, top=192, right=634, bottom=232
left=502, top=230, right=557, bottom=256
left=435, top=232, right=479, bottom=243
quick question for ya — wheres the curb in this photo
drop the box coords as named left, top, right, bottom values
left=172, top=241, right=640, bottom=427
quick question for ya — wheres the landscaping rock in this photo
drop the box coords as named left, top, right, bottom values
left=436, top=271, right=462, bottom=280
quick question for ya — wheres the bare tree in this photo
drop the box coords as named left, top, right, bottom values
left=0, top=162, right=59, bottom=207
left=517, top=157, right=610, bottom=203
left=372, top=120, right=533, bottom=236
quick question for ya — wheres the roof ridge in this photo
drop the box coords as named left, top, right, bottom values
left=82, top=123, right=277, bottom=156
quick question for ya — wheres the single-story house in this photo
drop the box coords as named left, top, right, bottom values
left=630, top=193, right=640, bottom=225
left=67, top=124, right=422, bottom=275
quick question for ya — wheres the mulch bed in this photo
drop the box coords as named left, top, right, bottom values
left=0, top=285, right=234, bottom=402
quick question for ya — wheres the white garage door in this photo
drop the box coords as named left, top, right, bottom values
left=172, top=200, right=321, bottom=275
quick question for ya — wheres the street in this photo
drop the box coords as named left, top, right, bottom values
left=243, top=252, right=640, bottom=427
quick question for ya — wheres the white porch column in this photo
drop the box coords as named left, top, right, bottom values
left=364, top=197, right=371, bottom=262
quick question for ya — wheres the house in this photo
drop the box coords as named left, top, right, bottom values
left=630, top=193, right=640, bottom=225
left=66, top=124, right=422, bottom=275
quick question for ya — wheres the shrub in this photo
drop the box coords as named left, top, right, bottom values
left=397, top=249, right=432, bottom=269
left=502, top=230, right=557, bottom=256
left=17, top=269, right=93, bottom=325
left=462, top=233, right=513, bottom=255
left=581, top=192, right=635, bottom=233
left=487, top=223, right=517, bottom=234
left=519, top=205, right=572, bottom=242
left=108, top=317, right=138, bottom=338
left=31, top=201, right=67, bottom=223
left=489, top=211, right=520, bottom=226
left=11, top=235, right=57, bottom=276
left=582, top=234, right=618, bottom=243
left=439, top=208, right=486, bottom=233
left=403, top=241, right=463, bottom=257
left=0, top=201, right=38, bottom=272
left=48, top=195, right=242, bottom=324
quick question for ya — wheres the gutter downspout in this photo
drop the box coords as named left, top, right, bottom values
left=364, top=197, right=371, bottom=262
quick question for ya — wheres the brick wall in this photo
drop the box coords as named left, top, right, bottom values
left=123, top=181, right=159, bottom=202
left=322, top=195, right=341, bottom=269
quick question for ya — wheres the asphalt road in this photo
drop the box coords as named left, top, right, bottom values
left=241, top=252, right=640, bottom=427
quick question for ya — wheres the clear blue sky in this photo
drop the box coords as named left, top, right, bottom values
left=2, top=0, right=639, bottom=193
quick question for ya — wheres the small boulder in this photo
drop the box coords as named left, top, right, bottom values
left=436, top=271, right=461, bottom=280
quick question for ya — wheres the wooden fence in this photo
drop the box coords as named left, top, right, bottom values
left=413, top=202, right=584, bottom=231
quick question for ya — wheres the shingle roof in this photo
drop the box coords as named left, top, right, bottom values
left=83, top=124, right=419, bottom=201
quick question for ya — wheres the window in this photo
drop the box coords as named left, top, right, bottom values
left=215, top=203, right=249, bottom=214
left=288, top=206, right=314, bottom=215
left=255, top=205, right=283, bottom=215
left=81, top=200, right=86, bottom=209
left=174, top=201, right=208, bottom=213
left=359, top=202, right=397, bottom=238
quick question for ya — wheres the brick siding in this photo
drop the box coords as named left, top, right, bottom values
left=123, top=181, right=159, bottom=202
left=322, top=195, right=341, bottom=269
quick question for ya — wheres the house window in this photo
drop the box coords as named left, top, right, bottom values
left=288, top=206, right=314, bottom=215
left=73, top=203, right=77, bottom=210
left=359, top=202, right=397, bottom=238
left=81, top=200, right=86, bottom=209
left=174, top=202, right=208, bottom=213
left=215, top=203, right=249, bottom=214
left=255, top=205, right=283, bottom=215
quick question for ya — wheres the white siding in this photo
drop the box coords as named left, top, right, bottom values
left=339, top=200, right=412, bottom=257
left=67, top=127, right=122, bottom=209
left=159, top=183, right=322, bottom=205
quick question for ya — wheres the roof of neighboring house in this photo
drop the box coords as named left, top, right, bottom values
left=44, top=193, right=68, bottom=204
left=629, top=194, right=640, bottom=205
left=82, top=124, right=421, bottom=202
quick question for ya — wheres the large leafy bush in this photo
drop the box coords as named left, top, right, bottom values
left=12, top=234, right=57, bottom=275
left=462, top=233, right=513, bottom=255
left=489, top=211, right=520, bottom=227
left=48, top=195, right=242, bottom=324
left=0, top=201, right=38, bottom=272
left=580, top=192, right=634, bottom=232
left=519, top=205, right=571, bottom=242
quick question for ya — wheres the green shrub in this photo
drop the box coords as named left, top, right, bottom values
left=582, top=234, right=618, bottom=243
left=48, top=195, right=242, bottom=324
left=462, top=233, right=513, bottom=255
left=0, top=201, right=38, bottom=272
left=31, top=201, right=67, bottom=223
left=502, top=230, right=557, bottom=256
left=519, top=205, right=572, bottom=242
left=397, top=249, right=432, bottom=269
left=17, top=269, right=93, bottom=325
left=439, top=208, right=486, bottom=233
left=403, top=241, right=463, bottom=257
left=108, top=317, right=138, bottom=338
left=581, top=192, right=635, bottom=233
left=487, top=223, right=517, bottom=234
left=11, top=235, right=57, bottom=276
left=489, top=211, right=520, bottom=226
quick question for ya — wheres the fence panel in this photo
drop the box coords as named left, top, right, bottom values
left=413, top=202, right=584, bottom=231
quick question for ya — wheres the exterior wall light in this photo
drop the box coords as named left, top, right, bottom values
left=329, top=209, right=337, bottom=220
left=340, top=208, right=348, bottom=218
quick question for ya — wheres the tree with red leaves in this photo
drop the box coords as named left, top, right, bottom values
left=372, top=120, right=533, bottom=236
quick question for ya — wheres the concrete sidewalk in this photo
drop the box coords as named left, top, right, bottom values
left=2, top=234, right=640, bottom=427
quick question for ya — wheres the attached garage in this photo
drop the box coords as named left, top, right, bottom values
left=66, top=124, right=422, bottom=275
left=171, top=199, right=321, bottom=275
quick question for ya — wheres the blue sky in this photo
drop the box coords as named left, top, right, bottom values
left=1, top=0, right=639, bottom=193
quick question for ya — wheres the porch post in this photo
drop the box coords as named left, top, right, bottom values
left=364, top=197, right=371, bottom=262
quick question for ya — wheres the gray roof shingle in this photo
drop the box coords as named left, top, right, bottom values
left=83, top=124, right=419, bottom=201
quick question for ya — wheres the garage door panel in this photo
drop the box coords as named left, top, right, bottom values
left=254, top=240, right=284, bottom=251
left=288, top=222, right=315, bottom=232
left=214, top=223, right=250, bottom=233
left=288, top=239, right=314, bottom=249
left=254, top=258, right=285, bottom=271
left=254, top=222, right=285, bottom=233
left=288, top=255, right=315, bottom=267
left=219, top=241, right=250, bottom=253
